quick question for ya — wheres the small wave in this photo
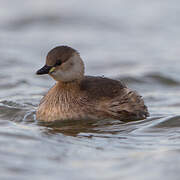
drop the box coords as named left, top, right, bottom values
left=145, top=73, right=180, bottom=86
left=0, top=100, right=35, bottom=122
left=5, top=15, right=61, bottom=30
left=0, top=80, right=29, bottom=89
left=132, top=115, right=180, bottom=136
left=152, top=116, right=180, bottom=128
left=118, top=72, right=180, bottom=88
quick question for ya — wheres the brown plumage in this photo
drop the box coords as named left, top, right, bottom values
left=36, top=46, right=149, bottom=122
left=46, top=46, right=77, bottom=66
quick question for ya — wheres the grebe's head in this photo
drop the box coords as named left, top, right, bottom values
left=36, top=46, right=84, bottom=82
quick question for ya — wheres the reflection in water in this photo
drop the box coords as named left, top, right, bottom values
left=38, top=119, right=126, bottom=136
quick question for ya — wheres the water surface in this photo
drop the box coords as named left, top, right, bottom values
left=1, top=0, right=180, bottom=179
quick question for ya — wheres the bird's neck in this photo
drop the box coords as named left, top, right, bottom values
left=36, top=80, right=85, bottom=121
left=55, top=80, right=81, bottom=91
left=43, top=80, right=82, bottom=106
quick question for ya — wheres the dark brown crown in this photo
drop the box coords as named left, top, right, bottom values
left=46, top=46, right=78, bottom=66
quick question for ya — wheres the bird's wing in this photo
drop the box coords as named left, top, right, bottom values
left=80, top=76, right=126, bottom=100
left=80, top=76, right=149, bottom=121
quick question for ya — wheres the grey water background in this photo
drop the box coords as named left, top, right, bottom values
left=0, top=0, right=180, bottom=179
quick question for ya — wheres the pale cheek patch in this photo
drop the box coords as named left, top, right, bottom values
left=50, top=54, right=84, bottom=82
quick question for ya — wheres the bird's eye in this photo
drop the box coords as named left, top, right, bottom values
left=55, top=60, right=62, bottom=66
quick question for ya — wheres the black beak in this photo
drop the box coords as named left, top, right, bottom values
left=36, top=65, right=52, bottom=75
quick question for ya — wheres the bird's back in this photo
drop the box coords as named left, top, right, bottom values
left=80, top=76, right=149, bottom=121
left=80, top=76, right=126, bottom=99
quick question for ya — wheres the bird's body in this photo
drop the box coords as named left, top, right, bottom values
left=36, top=46, right=149, bottom=122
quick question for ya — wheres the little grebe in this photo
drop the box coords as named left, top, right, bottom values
left=36, top=46, right=149, bottom=121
